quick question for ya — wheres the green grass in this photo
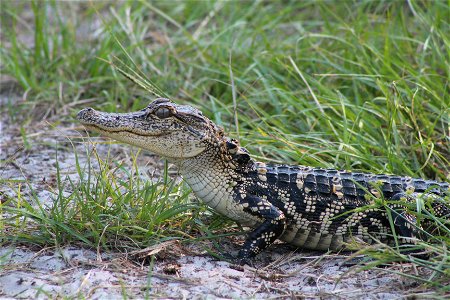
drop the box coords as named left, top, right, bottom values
left=2, top=141, right=203, bottom=247
left=1, top=0, right=449, bottom=296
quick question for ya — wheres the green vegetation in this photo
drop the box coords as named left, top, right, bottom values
left=1, top=0, right=449, bottom=295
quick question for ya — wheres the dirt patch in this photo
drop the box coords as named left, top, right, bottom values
left=0, top=95, right=441, bottom=299
left=0, top=245, right=423, bottom=299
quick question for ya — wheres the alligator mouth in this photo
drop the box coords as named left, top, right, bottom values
left=77, top=107, right=172, bottom=138
left=83, top=124, right=170, bottom=138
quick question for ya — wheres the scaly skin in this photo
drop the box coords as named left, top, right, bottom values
left=77, top=98, right=450, bottom=261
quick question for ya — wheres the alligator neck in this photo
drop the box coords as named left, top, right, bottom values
left=174, top=145, right=236, bottom=180
left=171, top=146, right=241, bottom=210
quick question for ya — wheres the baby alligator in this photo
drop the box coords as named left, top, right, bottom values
left=77, top=98, right=449, bottom=261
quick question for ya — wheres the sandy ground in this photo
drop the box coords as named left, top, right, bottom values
left=1, top=244, right=422, bottom=299
left=0, top=94, right=443, bottom=299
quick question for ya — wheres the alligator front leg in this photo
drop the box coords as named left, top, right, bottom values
left=237, top=195, right=286, bottom=263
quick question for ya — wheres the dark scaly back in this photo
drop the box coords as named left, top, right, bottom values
left=220, top=140, right=449, bottom=232
left=246, top=164, right=449, bottom=219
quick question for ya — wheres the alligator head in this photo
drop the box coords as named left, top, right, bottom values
left=76, top=98, right=231, bottom=161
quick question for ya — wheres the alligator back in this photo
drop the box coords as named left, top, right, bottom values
left=247, top=164, right=449, bottom=250
left=252, top=164, right=449, bottom=200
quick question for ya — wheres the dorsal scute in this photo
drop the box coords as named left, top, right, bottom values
left=221, top=138, right=253, bottom=168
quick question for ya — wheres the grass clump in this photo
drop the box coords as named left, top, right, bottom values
left=1, top=141, right=201, bottom=251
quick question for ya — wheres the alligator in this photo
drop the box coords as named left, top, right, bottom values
left=77, top=98, right=449, bottom=262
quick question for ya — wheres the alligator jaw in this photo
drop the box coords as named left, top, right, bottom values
left=77, top=107, right=168, bottom=135
left=78, top=119, right=169, bottom=138
left=76, top=101, right=212, bottom=159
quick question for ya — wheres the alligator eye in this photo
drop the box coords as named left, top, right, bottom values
left=154, top=107, right=172, bottom=119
